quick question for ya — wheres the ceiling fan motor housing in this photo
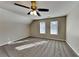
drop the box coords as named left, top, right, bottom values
left=31, top=1, right=37, bottom=10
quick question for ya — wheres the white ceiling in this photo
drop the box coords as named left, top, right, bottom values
left=0, top=1, right=79, bottom=24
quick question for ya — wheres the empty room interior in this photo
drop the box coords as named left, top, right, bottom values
left=0, top=1, right=79, bottom=57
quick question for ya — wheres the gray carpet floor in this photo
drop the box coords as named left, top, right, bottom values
left=0, top=37, right=78, bottom=57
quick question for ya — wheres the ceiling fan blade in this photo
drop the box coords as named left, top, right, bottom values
left=37, top=11, right=41, bottom=16
left=38, top=8, right=49, bottom=12
left=14, top=3, right=30, bottom=9
left=27, top=11, right=30, bottom=15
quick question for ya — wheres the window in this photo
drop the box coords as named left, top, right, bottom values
left=40, top=22, right=45, bottom=34
left=50, top=21, right=58, bottom=35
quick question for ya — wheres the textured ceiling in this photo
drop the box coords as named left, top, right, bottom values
left=0, top=1, right=79, bottom=24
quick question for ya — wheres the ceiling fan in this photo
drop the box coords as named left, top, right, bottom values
left=14, top=1, right=49, bottom=16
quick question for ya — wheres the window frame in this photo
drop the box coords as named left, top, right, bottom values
left=50, top=20, right=58, bottom=35
left=40, top=21, right=46, bottom=34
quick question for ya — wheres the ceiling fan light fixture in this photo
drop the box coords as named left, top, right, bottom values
left=30, top=10, right=37, bottom=16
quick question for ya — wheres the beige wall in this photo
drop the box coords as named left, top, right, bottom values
left=0, top=8, right=30, bottom=46
left=7, top=22, right=30, bottom=43
left=66, top=4, right=79, bottom=56
left=0, top=21, right=30, bottom=46
left=30, top=16, right=66, bottom=41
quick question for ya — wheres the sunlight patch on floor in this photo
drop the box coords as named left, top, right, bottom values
left=15, top=40, right=48, bottom=51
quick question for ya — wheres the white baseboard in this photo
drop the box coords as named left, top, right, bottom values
left=66, top=41, right=79, bottom=56
left=0, top=42, right=8, bottom=46
left=0, top=36, right=30, bottom=47
left=31, top=36, right=65, bottom=42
